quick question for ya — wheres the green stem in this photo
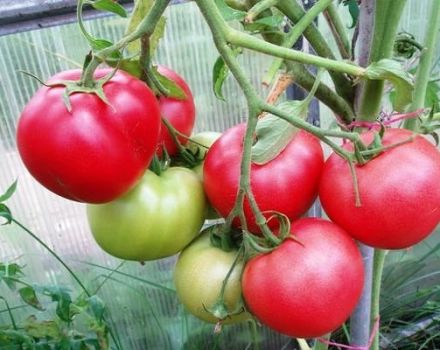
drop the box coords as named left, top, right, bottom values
left=245, top=0, right=279, bottom=23
left=284, top=62, right=355, bottom=123
left=81, top=0, right=170, bottom=85
left=297, top=338, right=312, bottom=350
left=12, top=218, right=91, bottom=297
left=0, top=297, right=18, bottom=331
left=276, top=1, right=355, bottom=102
left=371, top=249, right=388, bottom=350
left=265, top=0, right=333, bottom=84
left=312, top=333, right=330, bottom=350
left=404, top=0, right=440, bottom=130
left=358, top=0, right=407, bottom=121
left=323, top=3, right=351, bottom=59
left=227, top=28, right=366, bottom=77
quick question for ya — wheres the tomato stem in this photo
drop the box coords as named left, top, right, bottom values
left=404, top=0, right=440, bottom=130
left=323, top=3, right=351, bottom=60
left=245, top=0, right=279, bottom=23
left=370, top=249, right=388, bottom=350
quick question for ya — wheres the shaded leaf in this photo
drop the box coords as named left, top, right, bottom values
left=124, top=0, right=166, bottom=56
left=365, top=59, right=414, bottom=112
left=88, top=295, right=106, bottom=321
left=0, top=263, right=24, bottom=288
left=90, top=0, right=127, bottom=17
left=340, top=0, right=359, bottom=28
left=0, top=180, right=17, bottom=202
left=151, top=66, right=187, bottom=99
left=215, top=0, right=246, bottom=21
left=36, top=285, right=73, bottom=322
left=426, top=80, right=440, bottom=111
left=19, top=286, right=44, bottom=310
left=23, top=315, right=61, bottom=338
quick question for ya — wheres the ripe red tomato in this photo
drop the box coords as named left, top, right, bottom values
left=203, top=123, right=324, bottom=233
left=157, top=66, right=196, bottom=156
left=319, top=128, right=440, bottom=249
left=242, top=218, right=364, bottom=338
left=16, top=69, right=161, bottom=203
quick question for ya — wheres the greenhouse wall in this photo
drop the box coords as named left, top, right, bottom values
left=0, top=1, right=438, bottom=349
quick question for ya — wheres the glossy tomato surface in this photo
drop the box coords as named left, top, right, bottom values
left=17, top=69, right=161, bottom=203
left=174, top=227, right=250, bottom=324
left=157, top=66, right=196, bottom=156
left=87, top=167, right=206, bottom=261
left=319, top=128, right=440, bottom=249
left=242, top=218, right=364, bottom=338
left=203, top=123, right=324, bottom=233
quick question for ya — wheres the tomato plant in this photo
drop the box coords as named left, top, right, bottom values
left=157, top=66, right=196, bottom=156
left=242, top=218, right=364, bottom=338
left=173, top=227, right=249, bottom=324
left=86, top=167, right=206, bottom=261
left=203, top=123, right=324, bottom=233
left=16, top=69, right=161, bottom=204
left=319, top=128, right=440, bottom=249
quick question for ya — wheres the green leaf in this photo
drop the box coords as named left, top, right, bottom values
left=124, top=0, right=166, bottom=56
left=0, top=204, right=12, bottom=225
left=89, top=38, right=121, bottom=59
left=36, top=285, right=72, bottom=322
left=212, top=56, right=229, bottom=101
left=365, top=59, right=414, bottom=112
left=212, top=48, right=240, bottom=101
left=90, top=0, right=127, bottom=17
left=215, top=0, right=246, bottom=21
left=0, top=180, right=17, bottom=202
left=252, top=70, right=324, bottom=164
left=340, top=0, right=359, bottom=28
left=88, top=295, right=106, bottom=321
left=151, top=66, right=187, bottom=99
left=19, top=286, right=44, bottom=310
left=251, top=101, right=306, bottom=165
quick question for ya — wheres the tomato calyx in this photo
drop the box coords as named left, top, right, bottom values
left=208, top=224, right=242, bottom=252
left=21, top=69, right=117, bottom=113
left=149, top=151, right=171, bottom=176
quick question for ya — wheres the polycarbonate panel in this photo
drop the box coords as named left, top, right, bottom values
left=0, top=1, right=435, bottom=349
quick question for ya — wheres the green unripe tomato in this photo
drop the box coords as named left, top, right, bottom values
left=174, top=229, right=250, bottom=324
left=87, top=167, right=206, bottom=261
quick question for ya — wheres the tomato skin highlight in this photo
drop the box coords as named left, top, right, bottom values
left=157, top=66, right=196, bottom=156
left=242, top=218, right=364, bottom=338
left=16, top=69, right=161, bottom=203
left=319, top=128, right=440, bottom=249
left=87, top=167, right=206, bottom=261
left=174, top=229, right=250, bottom=324
left=203, top=123, right=324, bottom=233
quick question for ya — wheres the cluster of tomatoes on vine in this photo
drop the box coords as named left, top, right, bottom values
left=16, top=61, right=440, bottom=339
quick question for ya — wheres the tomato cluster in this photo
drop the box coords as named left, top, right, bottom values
left=17, top=65, right=440, bottom=341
